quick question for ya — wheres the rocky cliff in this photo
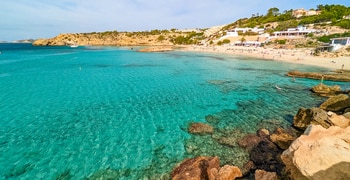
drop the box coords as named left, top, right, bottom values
left=32, top=31, right=180, bottom=46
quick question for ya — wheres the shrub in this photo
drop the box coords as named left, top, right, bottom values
left=222, top=39, right=231, bottom=44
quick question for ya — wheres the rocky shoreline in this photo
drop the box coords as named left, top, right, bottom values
left=286, top=70, right=350, bottom=82
left=171, top=83, right=350, bottom=180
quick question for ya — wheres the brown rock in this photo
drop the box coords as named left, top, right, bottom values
left=293, top=107, right=331, bottom=130
left=320, top=94, right=350, bottom=113
left=311, top=83, right=341, bottom=97
left=188, top=122, right=214, bottom=135
left=217, top=165, right=242, bottom=180
left=171, top=156, right=220, bottom=180
left=241, top=160, right=256, bottom=176
left=254, top=169, right=278, bottom=180
left=250, top=139, right=283, bottom=173
left=237, top=134, right=261, bottom=151
left=270, top=128, right=297, bottom=150
left=257, top=128, right=270, bottom=139
left=281, top=125, right=350, bottom=180
left=286, top=70, right=350, bottom=82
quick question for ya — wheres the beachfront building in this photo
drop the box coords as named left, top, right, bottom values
left=329, top=37, right=350, bottom=51
left=272, top=26, right=314, bottom=38
left=226, top=27, right=265, bottom=37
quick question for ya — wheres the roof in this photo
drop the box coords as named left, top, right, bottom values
left=330, top=37, right=350, bottom=40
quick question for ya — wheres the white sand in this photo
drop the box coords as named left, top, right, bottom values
left=180, top=45, right=350, bottom=70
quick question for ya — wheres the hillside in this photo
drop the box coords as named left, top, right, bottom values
left=33, top=4, right=350, bottom=48
left=33, top=30, right=206, bottom=46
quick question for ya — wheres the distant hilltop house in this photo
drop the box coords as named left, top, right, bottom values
left=343, top=14, right=350, bottom=19
left=292, top=8, right=321, bottom=18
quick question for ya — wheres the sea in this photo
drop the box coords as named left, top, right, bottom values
left=0, top=43, right=348, bottom=179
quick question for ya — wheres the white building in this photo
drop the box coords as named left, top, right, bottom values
left=273, top=26, right=314, bottom=38
left=329, top=37, right=350, bottom=51
left=226, top=27, right=265, bottom=37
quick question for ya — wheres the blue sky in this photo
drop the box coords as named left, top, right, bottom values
left=1, top=0, right=350, bottom=41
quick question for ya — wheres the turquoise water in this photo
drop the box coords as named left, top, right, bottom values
left=0, top=43, right=348, bottom=179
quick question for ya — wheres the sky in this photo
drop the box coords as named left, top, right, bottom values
left=1, top=0, right=350, bottom=41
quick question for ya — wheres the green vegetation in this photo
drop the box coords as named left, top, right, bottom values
left=170, top=31, right=205, bottom=45
left=275, top=39, right=286, bottom=44
left=216, top=39, right=230, bottom=46
left=157, top=35, right=165, bottom=41
left=224, top=4, right=350, bottom=31
left=317, top=31, right=350, bottom=43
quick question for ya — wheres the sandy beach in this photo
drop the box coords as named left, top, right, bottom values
left=180, top=45, right=350, bottom=71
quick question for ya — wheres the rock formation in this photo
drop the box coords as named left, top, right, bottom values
left=281, top=125, right=350, bottom=180
left=269, top=128, right=297, bottom=150
left=320, top=94, right=350, bottom=113
left=171, top=156, right=242, bottom=180
left=327, top=111, right=350, bottom=128
left=293, top=107, right=331, bottom=130
left=310, top=83, right=341, bottom=97
left=188, top=122, right=214, bottom=135
left=286, top=70, right=350, bottom=82
left=254, top=169, right=278, bottom=180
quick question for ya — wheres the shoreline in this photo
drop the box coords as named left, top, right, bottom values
left=177, top=45, right=350, bottom=71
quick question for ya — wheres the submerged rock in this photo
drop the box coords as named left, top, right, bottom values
left=281, top=125, right=350, bottom=180
left=205, top=114, right=221, bottom=125
left=188, top=122, right=214, bottom=135
left=320, top=94, right=350, bottom=113
left=237, top=134, right=262, bottom=151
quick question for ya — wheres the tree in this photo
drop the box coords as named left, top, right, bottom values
left=267, top=7, right=280, bottom=17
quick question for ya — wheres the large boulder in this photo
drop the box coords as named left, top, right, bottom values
left=311, top=83, right=341, bottom=97
left=188, top=122, right=214, bottom=135
left=217, top=165, right=242, bottom=180
left=171, top=156, right=220, bottom=180
left=281, top=125, right=350, bottom=180
left=293, top=107, right=331, bottom=130
left=320, top=94, right=350, bottom=113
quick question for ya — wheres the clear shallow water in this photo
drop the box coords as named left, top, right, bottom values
left=0, top=43, right=349, bottom=179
